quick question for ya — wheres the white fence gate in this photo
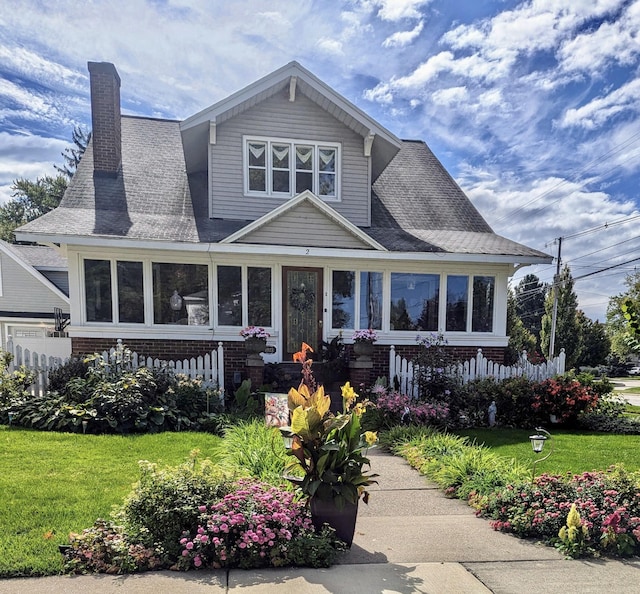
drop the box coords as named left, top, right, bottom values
left=389, top=347, right=566, bottom=398
left=5, top=337, right=225, bottom=397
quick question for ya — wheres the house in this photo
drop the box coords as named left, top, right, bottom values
left=0, top=240, right=71, bottom=358
left=16, top=61, right=551, bottom=387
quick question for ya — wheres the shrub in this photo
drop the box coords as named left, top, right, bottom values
left=177, top=480, right=343, bottom=569
left=47, top=357, right=90, bottom=394
left=532, top=376, right=599, bottom=425
left=115, top=452, right=234, bottom=562
left=476, top=465, right=640, bottom=557
left=0, top=350, right=36, bottom=409
left=63, top=520, right=161, bottom=574
left=413, top=333, right=461, bottom=401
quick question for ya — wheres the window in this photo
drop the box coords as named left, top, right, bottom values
left=472, top=276, right=495, bottom=332
left=390, top=273, right=439, bottom=331
left=117, top=261, right=144, bottom=323
left=248, top=267, right=272, bottom=326
left=152, top=263, right=209, bottom=325
left=446, top=275, right=468, bottom=332
left=218, top=265, right=273, bottom=327
left=85, top=259, right=112, bottom=322
left=359, top=271, right=382, bottom=330
left=332, top=270, right=355, bottom=329
left=245, top=137, right=340, bottom=199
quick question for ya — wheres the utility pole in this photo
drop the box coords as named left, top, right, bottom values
left=549, top=237, right=562, bottom=358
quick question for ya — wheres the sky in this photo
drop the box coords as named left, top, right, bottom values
left=1, top=0, right=640, bottom=323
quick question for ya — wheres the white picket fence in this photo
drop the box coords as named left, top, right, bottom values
left=5, top=337, right=225, bottom=397
left=389, top=346, right=566, bottom=398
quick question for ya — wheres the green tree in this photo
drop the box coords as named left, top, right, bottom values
left=54, top=125, right=90, bottom=179
left=540, top=265, right=582, bottom=368
left=605, top=272, right=640, bottom=359
left=0, top=126, right=89, bottom=242
left=514, top=273, right=547, bottom=347
left=505, top=289, right=536, bottom=365
left=574, top=310, right=610, bottom=368
left=0, top=175, right=68, bottom=242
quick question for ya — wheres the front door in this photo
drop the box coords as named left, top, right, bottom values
left=282, top=267, right=323, bottom=360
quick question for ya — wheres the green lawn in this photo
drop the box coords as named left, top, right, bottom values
left=0, top=427, right=222, bottom=577
left=455, top=428, right=640, bottom=476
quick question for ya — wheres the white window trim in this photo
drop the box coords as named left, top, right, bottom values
left=243, top=135, right=341, bottom=202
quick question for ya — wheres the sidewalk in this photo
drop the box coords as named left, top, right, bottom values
left=2, top=450, right=640, bottom=593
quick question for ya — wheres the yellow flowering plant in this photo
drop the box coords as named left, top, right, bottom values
left=283, top=345, right=378, bottom=509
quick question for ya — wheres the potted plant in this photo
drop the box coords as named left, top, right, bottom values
left=282, top=343, right=378, bottom=546
left=352, top=328, right=378, bottom=361
left=240, top=326, right=271, bottom=356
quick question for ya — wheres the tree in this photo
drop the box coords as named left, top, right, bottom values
left=514, top=274, right=547, bottom=347
left=54, top=125, right=90, bottom=179
left=605, top=272, right=640, bottom=360
left=505, top=289, right=536, bottom=365
left=540, top=265, right=582, bottom=368
left=0, top=126, right=89, bottom=242
left=574, top=311, right=610, bottom=368
left=0, top=176, right=68, bottom=242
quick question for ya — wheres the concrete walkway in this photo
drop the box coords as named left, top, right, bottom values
left=2, top=450, right=640, bottom=593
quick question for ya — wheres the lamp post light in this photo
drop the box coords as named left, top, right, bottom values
left=529, top=427, right=554, bottom=483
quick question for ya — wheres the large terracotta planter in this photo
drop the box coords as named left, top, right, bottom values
left=353, top=341, right=374, bottom=361
left=310, top=497, right=358, bottom=547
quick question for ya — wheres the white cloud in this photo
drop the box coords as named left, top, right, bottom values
left=317, top=38, right=344, bottom=55
left=374, top=0, right=431, bottom=21
left=431, top=86, right=468, bottom=107
left=382, top=20, right=424, bottom=48
left=560, top=79, right=640, bottom=130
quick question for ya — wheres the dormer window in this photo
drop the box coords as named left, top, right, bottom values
left=244, top=136, right=340, bottom=200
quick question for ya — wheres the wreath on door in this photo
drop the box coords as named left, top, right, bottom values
left=290, top=285, right=315, bottom=312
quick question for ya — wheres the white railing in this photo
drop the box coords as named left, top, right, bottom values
left=5, top=337, right=225, bottom=396
left=389, top=347, right=566, bottom=398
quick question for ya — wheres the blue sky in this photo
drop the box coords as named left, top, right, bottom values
left=1, top=0, right=640, bottom=322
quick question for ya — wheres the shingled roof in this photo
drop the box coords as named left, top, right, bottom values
left=17, top=116, right=549, bottom=260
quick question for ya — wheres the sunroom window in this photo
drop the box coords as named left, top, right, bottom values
left=390, top=273, right=439, bottom=331
left=84, top=259, right=112, bottom=322
left=331, top=270, right=382, bottom=331
left=445, top=274, right=495, bottom=332
left=217, top=265, right=273, bottom=328
left=152, top=263, right=209, bottom=325
left=245, top=137, right=340, bottom=200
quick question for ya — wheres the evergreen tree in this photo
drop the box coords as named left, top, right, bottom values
left=505, top=289, right=537, bottom=365
left=575, top=311, right=610, bottom=368
left=540, top=265, right=582, bottom=368
left=514, top=273, right=547, bottom=347
left=54, top=125, right=90, bottom=179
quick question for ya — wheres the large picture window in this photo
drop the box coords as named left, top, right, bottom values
left=152, top=263, right=209, bottom=325
left=390, top=273, right=439, bottom=331
left=245, top=137, right=340, bottom=199
left=85, top=259, right=112, bottom=322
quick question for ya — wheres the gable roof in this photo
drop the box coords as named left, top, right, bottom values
left=180, top=61, right=402, bottom=178
left=0, top=241, right=70, bottom=302
left=15, top=63, right=551, bottom=264
left=222, top=190, right=386, bottom=251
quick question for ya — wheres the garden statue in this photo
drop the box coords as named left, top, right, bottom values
left=488, top=400, right=497, bottom=427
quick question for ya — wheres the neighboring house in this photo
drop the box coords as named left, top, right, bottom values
left=0, top=241, right=71, bottom=358
left=16, top=61, right=551, bottom=385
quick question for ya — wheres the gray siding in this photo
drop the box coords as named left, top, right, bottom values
left=211, top=92, right=370, bottom=226
left=39, top=270, right=70, bottom=296
left=237, top=201, right=371, bottom=249
left=0, top=253, right=69, bottom=314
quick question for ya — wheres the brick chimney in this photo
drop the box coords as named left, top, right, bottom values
left=88, top=61, right=121, bottom=177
